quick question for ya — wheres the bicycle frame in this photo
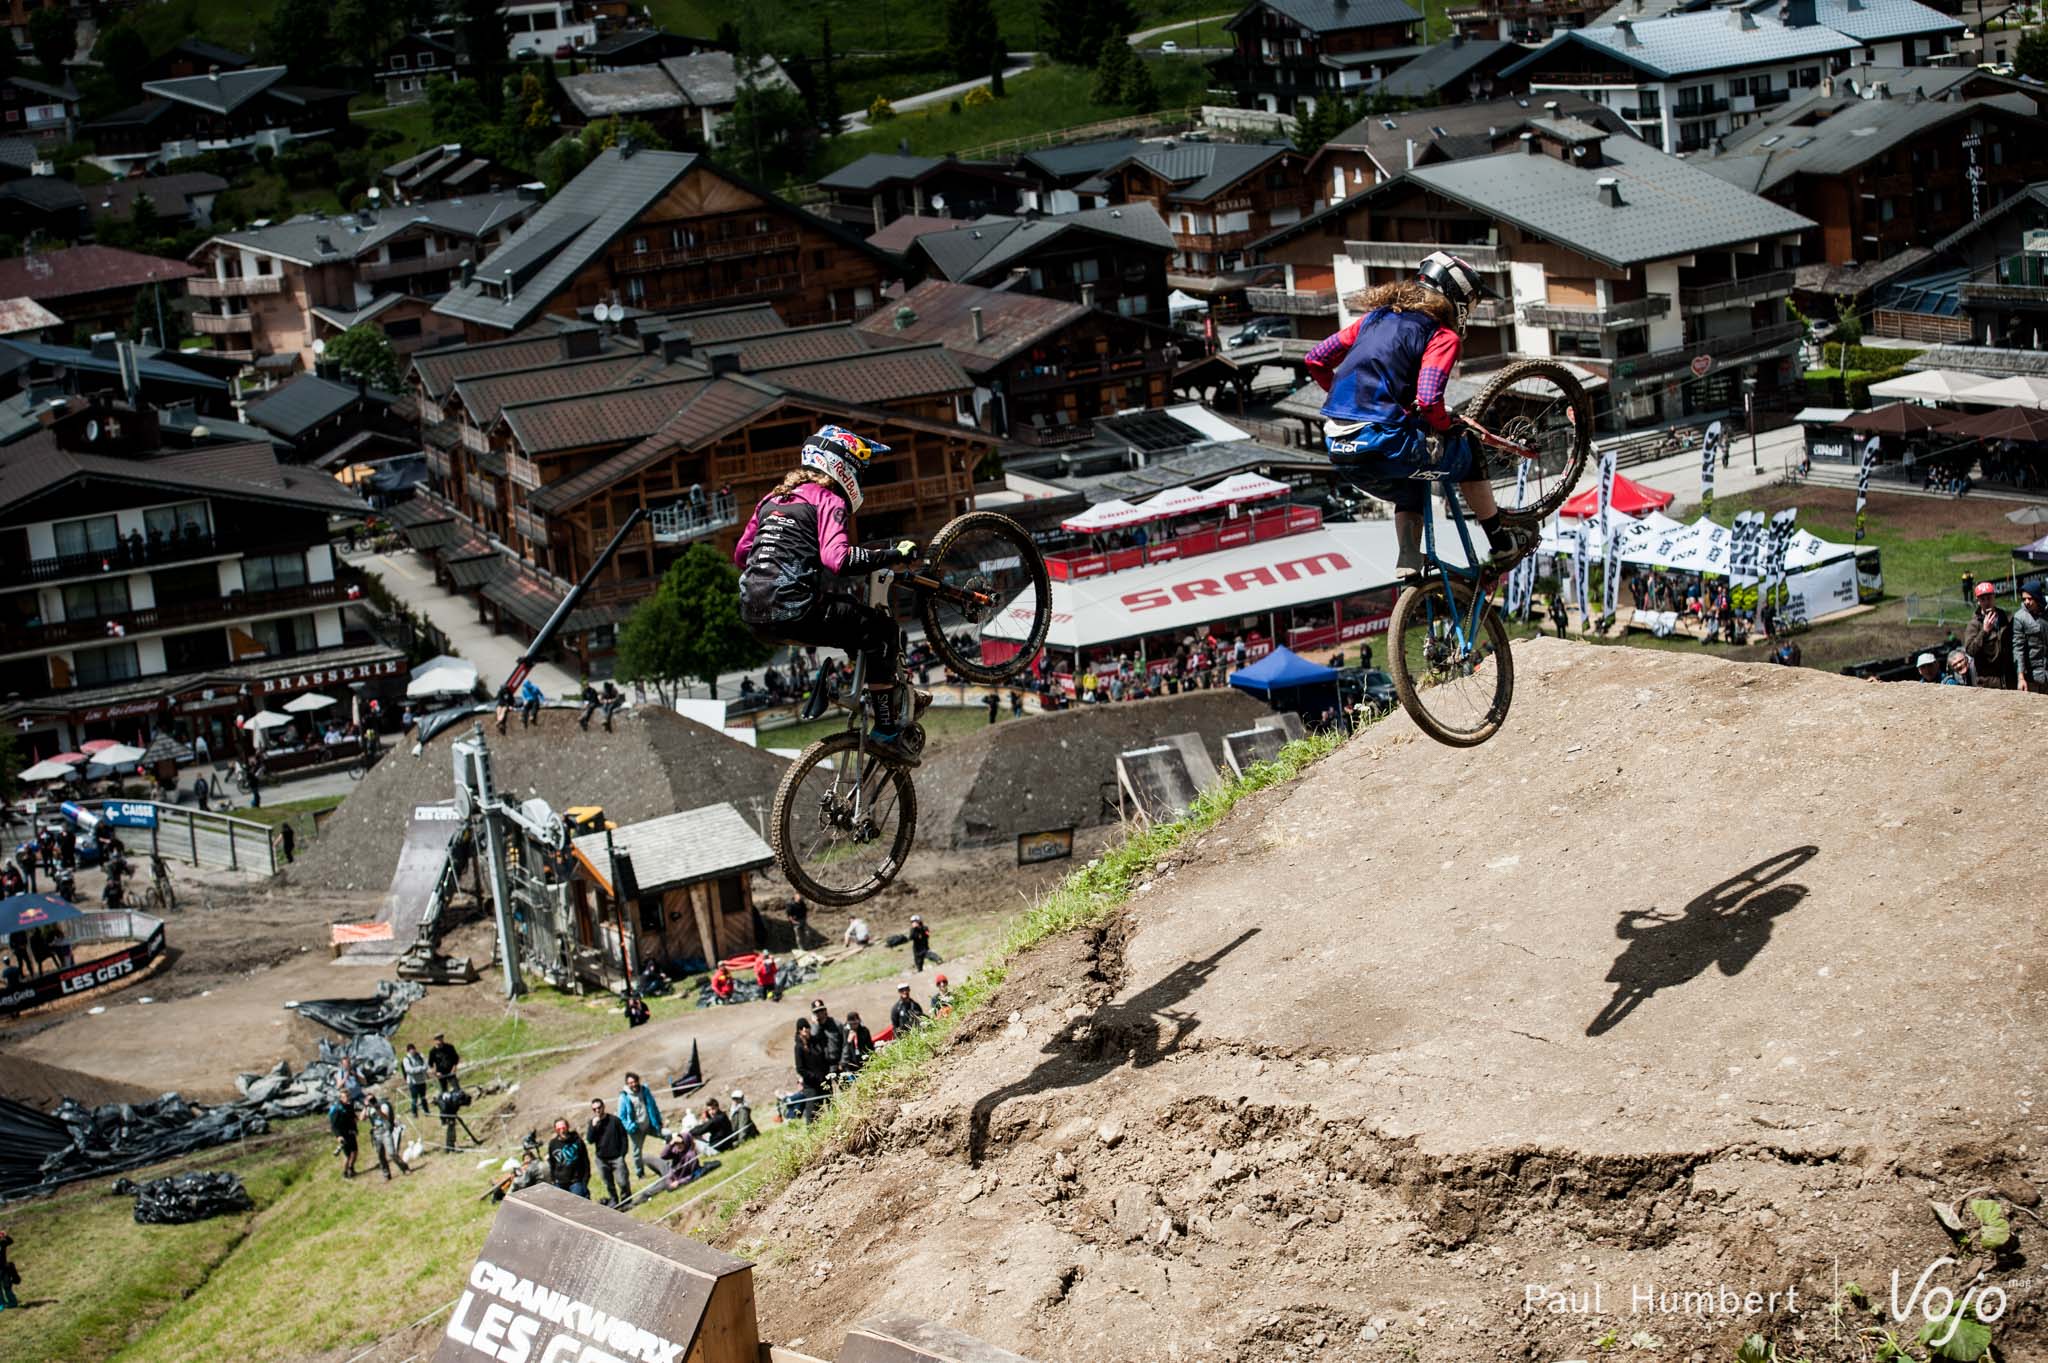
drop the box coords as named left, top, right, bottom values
left=1419, top=484, right=1498, bottom=662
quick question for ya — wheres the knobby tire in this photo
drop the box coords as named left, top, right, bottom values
left=770, top=731, right=919, bottom=907
left=1387, top=580, right=1516, bottom=747
left=919, top=511, right=1052, bottom=685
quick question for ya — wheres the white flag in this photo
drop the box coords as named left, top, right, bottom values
left=1599, top=452, right=1620, bottom=621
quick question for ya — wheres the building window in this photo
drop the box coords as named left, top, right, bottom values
left=753, top=217, right=770, bottom=233
left=814, top=249, right=828, bottom=268
left=625, top=277, right=646, bottom=304
left=245, top=614, right=316, bottom=659
left=63, top=578, right=131, bottom=620
left=144, top=500, right=210, bottom=544
left=391, top=54, right=409, bottom=68
left=1117, top=294, right=1142, bottom=317
left=1880, top=198, right=1896, bottom=221
left=242, top=551, right=308, bottom=593
left=1075, top=257, right=1102, bottom=283
left=52, top=513, right=120, bottom=559
left=72, top=642, right=140, bottom=687
left=1553, top=331, right=1602, bottom=356
left=632, top=237, right=648, bottom=255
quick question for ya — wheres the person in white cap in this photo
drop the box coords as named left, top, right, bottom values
left=908, top=913, right=933, bottom=973
left=1914, top=652, right=1942, bottom=683
left=728, top=1089, right=756, bottom=1142
left=890, top=979, right=926, bottom=1034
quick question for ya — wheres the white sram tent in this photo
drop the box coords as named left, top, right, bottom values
left=1951, top=374, right=2048, bottom=408
left=1867, top=369, right=1994, bottom=403
left=1202, top=472, right=1291, bottom=506
left=1060, top=499, right=1146, bottom=534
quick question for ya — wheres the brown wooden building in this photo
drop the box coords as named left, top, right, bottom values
left=400, top=309, right=986, bottom=673
left=1210, top=0, right=1423, bottom=115
left=433, top=146, right=892, bottom=340
left=858, top=279, right=1179, bottom=449
left=1098, top=141, right=1311, bottom=297
left=569, top=803, right=773, bottom=981
left=1699, top=93, right=2048, bottom=267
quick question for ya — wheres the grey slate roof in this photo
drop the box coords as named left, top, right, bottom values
left=434, top=149, right=697, bottom=332
left=1122, top=141, right=1294, bottom=202
left=92, top=172, right=230, bottom=222
left=658, top=52, right=792, bottom=106
left=909, top=203, right=1175, bottom=282
left=1369, top=38, right=1515, bottom=97
left=1323, top=91, right=1631, bottom=168
left=243, top=374, right=372, bottom=438
left=1698, top=95, right=2033, bottom=194
left=558, top=66, right=688, bottom=117
left=817, top=153, right=945, bottom=191
left=1504, top=11, right=1860, bottom=81
left=0, top=177, right=84, bottom=214
left=206, top=190, right=532, bottom=265
left=572, top=802, right=773, bottom=892
left=142, top=65, right=289, bottom=115
left=0, top=138, right=36, bottom=174
left=1739, top=0, right=1961, bottom=41
left=1404, top=134, right=1813, bottom=268
left=1016, top=138, right=1145, bottom=183
left=1226, top=0, right=1421, bottom=33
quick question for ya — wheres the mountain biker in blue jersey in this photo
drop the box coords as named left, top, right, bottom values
left=1304, top=251, right=1538, bottom=580
left=733, top=425, right=931, bottom=762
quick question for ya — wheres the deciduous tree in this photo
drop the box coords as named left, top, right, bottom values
left=325, top=324, right=402, bottom=390
left=29, top=7, right=76, bottom=79
left=615, top=544, right=770, bottom=703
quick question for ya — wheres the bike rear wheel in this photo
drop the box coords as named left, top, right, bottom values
left=770, top=731, right=919, bottom=907
left=1466, top=359, right=1592, bottom=525
left=918, top=511, right=1051, bottom=685
left=146, top=883, right=174, bottom=913
left=1387, top=579, right=1515, bottom=747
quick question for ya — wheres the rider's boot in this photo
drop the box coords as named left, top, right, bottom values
left=1480, top=519, right=1540, bottom=572
left=864, top=684, right=923, bottom=767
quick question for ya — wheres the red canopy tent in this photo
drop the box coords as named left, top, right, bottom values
left=1559, top=473, right=1676, bottom=518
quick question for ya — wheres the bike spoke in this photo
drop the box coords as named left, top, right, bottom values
left=924, top=524, right=1037, bottom=661
left=784, top=748, right=909, bottom=900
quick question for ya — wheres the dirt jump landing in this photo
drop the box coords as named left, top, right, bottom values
left=733, top=640, right=2047, bottom=1363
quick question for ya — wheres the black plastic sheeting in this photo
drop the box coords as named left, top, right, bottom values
left=290, top=979, right=425, bottom=1037
left=0, top=984, right=425, bottom=1201
left=116, top=1170, right=254, bottom=1225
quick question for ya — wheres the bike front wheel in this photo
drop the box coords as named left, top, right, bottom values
left=146, top=883, right=174, bottom=913
left=1466, top=359, right=1592, bottom=524
left=769, top=731, right=919, bottom=907
left=918, top=511, right=1051, bottom=685
left=1387, top=580, right=1516, bottom=748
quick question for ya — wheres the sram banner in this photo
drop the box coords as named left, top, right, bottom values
left=436, top=1186, right=759, bottom=1363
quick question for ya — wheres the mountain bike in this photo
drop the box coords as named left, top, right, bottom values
left=1386, top=360, right=1592, bottom=747
left=770, top=512, right=1053, bottom=906
left=142, top=852, right=176, bottom=913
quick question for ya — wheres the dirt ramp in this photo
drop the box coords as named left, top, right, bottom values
left=289, top=707, right=788, bottom=893
left=729, top=639, right=2047, bottom=1363
left=918, top=691, right=1271, bottom=849
left=0, top=1055, right=164, bottom=1110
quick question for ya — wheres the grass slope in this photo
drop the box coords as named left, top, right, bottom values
left=818, top=60, right=1209, bottom=174
left=645, top=0, right=1232, bottom=53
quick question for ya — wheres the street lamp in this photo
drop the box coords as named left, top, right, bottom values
left=1743, top=375, right=1759, bottom=474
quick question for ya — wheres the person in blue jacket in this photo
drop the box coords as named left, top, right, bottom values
left=518, top=678, right=544, bottom=727
left=617, top=1070, right=664, bottom=1179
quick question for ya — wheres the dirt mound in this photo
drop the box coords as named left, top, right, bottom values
left=726, top=640, right=2047, bottom=1363
left=0, top=1054, right=164, bottom=1109
left=919, top=690, right=1272, bottom=848
left=288, top=707, right=788, bottom=894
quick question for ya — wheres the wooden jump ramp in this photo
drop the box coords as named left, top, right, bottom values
left=436, top=1186, right=1043, bottom=1363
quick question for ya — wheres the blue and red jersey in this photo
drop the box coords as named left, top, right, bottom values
left=1304, top=308, right=1461, bottom=432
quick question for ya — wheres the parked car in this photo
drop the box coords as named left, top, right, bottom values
left=1160, top=39, right=1179, bottom=52
left=1227, top=316, right=1294, bottom=348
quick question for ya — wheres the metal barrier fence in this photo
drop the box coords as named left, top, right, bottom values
left=69, top=908, right=166, bottom=947
left=1905, top=594, right=1984, bottom=628
left=70, top=800, right=281, bottom=875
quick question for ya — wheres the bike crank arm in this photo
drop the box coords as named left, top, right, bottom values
left=903, top=572, right=997, bottom=612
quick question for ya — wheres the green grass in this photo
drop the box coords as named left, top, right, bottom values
left=1698, top=490, right=2014, bottom=600
left=816, top=60, right=1209, bottom=173
left=231, top=794, right=342, bottom=829
left=125, top=0, right=272, bottom=61
left=710, top=728, right=1347, bottom=1223
left=643, top=0, right=1231, bottom=55
left=352, top=98, right=440, bottom=168
left=1133, top=15, right=1234, bottom=47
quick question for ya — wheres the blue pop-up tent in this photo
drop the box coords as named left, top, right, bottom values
left=1229, top=645, right=1341, bottom=722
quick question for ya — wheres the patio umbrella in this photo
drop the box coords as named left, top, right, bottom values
left=46, top=751, right=87, bottom=765
left=79, top=739, right=118, bottom=754
left=1841, top=404, right=1959, bottom=437
left=406, top=660, right=478, bottom=698
left=140, top=734, right=186, bottom=765
left=1944, top=405, right=2048, bottom=443
left=86, top=743, right=146, bottom=767
left=1956, top=374, right=2048, bottom=408
left=17, top=759, right=77, bottom=783
left=2007, top=506, right=2048, bottom=527
left=282, top=692, right=337, bottom=713
left=0, top=893, right=82, bottom=935
left=1866, top=369, right=1995, bottom=403
left=245, top=710, right=293, bottom=731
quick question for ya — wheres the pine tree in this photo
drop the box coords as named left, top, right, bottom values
left=1121, top=52, right=1158, bottom=112
left=1041, top=0, right=1091, bottom=64
left=1092, top=39, right=1133, bottom=105
left=946, top=0, right=1002, bottom=81
left=819, top=17, right=843, bottom=135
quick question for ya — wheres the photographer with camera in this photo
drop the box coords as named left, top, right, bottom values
left=437, top=1083, right=476, bottom=1151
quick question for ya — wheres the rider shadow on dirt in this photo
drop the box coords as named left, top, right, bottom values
left=1585, top=846, right=1817, bottom=1038
left=966, top=926, right=1260, bottom=1166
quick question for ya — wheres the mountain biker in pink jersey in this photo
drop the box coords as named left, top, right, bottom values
left=1304, top=251, right=1538, bottom=580
left=733, top=424, right=931, bottom=761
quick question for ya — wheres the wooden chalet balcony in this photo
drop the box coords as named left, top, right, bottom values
left=1679, top=270, right=1795, bottom=312
left=0, top=529, right=226, bottom=587
left=1520, top=295, right=1671, bottom=330
left=1244, top=286, right=1339, bottom=315
left=424, top=445, right=453, bottom=477
left=0, top=580, right=346, bottom=654
left=513, top=505, right=548, bottom=543
left=359, top=249, right=471, bottom=281
left=648, top=492, right=738, bottom=543
left=1176, top=229, right=1257, bottom=255
left=191, top=311, right=255, bottom=334
left=464, top=473, right=499, bottom=510
left=1346, top=240, right=1506, bottom=270
left=1624, top=320, right=1804, bottom=377
left=1008, top=350, right=1175, bottom=397
left=190, top=274, right=285, bottom=298
left=613, top=230, right=803, bottom=274
left=507, top=453, right=541, bottom=490
left=461, top=424, right=490, bottom=454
